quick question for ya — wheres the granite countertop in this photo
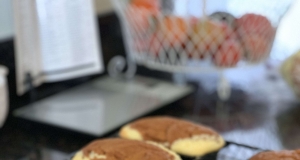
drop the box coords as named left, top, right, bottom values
left=1, top=64, right=300, bottom=160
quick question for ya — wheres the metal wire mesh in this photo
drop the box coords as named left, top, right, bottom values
left=112, top=0, right=292, bottom=72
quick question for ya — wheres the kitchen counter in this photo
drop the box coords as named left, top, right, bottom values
left=2, top=3, right=300, bottom=158
left=1, top=64, right=300, bottom=160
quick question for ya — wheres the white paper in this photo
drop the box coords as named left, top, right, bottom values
left=14, top=0, right=44, bottom=95
left=13, top=0, right=103, bottom=95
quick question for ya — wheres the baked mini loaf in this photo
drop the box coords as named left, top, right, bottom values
left=119, top=116, right=225, bottom=157
left=250, top=150, right=300, bottom=160
left=72, top=138, right=181, bottom=160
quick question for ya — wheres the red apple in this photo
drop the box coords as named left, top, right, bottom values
left=237, top=14, right=274, bottom=40
left=242, top=34, right=270, bottom=62
left=214, top=39, right=243, bottom=67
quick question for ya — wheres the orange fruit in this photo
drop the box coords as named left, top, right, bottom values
left=127, top=2, right=160, bottom=54
left=131, top=0, right=160, bottom=13
left=127, top=5, right=158, bottom=34
left=159, top=16, right=189, bottom=47
left=127, top=0, right=160, bottom=33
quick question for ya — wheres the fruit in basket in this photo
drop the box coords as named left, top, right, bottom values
left=134, top=37, right=149, bottom=52
left=128, top=0, right=160, bottom=33
left=127, top=5, right=156, bottom=34
left=149, top=33, right=163, bottom=57
left=242, top=34, right=270, bottom=62
left=127, top=1, right=160, bottom=54
left=237, top=14, right=275, bottom=62
left=160, top=16, right=189, bottom=47
left=210, top=12, right=237, bottom=29
left=189, top=16, right=199, bottom=28
left=213, top=39, right=243, bottom=67
left=131, top=0, right=160, bottom=13
left=221, top=23, right=238, bottom=41
left=185, top=17, right=203, bottom=59
left=237, top=13, right=274, bottom=39
left=209, top=12, right=238, bottom=40
left=192, top=19, right=229, bottom=56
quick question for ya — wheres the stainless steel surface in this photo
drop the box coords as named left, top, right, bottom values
left=13, top=76, right=193, bottom=136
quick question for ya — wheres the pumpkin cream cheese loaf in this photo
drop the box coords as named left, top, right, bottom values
left=119, top=116, right=225, bottom=157
left=250, top=150, right=300, bottom=160
left=72, top=138, right=181, bottom=160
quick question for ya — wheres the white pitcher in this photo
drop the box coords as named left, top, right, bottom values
left=0, top=66, right=8, bottom=128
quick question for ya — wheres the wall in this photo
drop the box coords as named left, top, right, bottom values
left=94, top=0, right=114, bottom=15
left=0, top=0, right=113, bottom=41
left=0, top=0, right=13, bottom=41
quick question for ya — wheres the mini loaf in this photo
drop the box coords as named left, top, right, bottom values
left=119, top=116, right=225, bottom=157
left=250, top=150, right=300, bottom=160
left=72, top=138, right=181, bottom=160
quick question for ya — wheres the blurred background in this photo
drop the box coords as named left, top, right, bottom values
left=0, top=0, right=300, bottom=159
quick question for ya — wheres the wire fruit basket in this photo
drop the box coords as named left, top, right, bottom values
left=111, top=0, right=292, bottom=100
left=112, top=0, right=292, bottom=72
